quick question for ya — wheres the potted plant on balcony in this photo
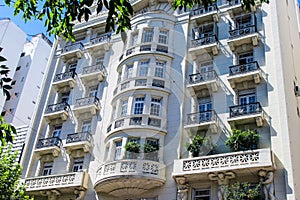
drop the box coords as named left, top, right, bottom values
left=144, top=143, right=159, bottom=161
left=225, top=182, right=262, bottom=200
left=225, top=129, right=259, bottom=152
left=186, top=134, right=206, bottom=157
left=125, top=141, right=140, bottom=159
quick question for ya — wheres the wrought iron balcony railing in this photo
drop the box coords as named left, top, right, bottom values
left=66, top=131, right=92, bottom=144
left=82, top=64, right=105, bottom=75
left=186, top=110, right=217, bottom=125
left=229, top=25, right=257, bottom=39
left=189, top=70, right=217, bottom=84
left=229, top=102, right=262, bottom=118
left=53, top=71, right=76, bottom=82
left=45, top=102, right=69, bottom=114
left=36, top=137, right=62, bottom=149
left=90, top=33, right=111, bottom=45
left=191, top=35, right=218, bottom=47
left=229, top=61, right=260, bottom=76
left=74, top=96, right=99, bottom=108
left=62, top=42, right=84, bottom=53
left=190, top=4, right=218, bottom=16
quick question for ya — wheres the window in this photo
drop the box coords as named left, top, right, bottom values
left=126, top=64, right=134, bottom=79
left=61, top=92, right=70, bottom=103
left=238, top=90, right=256, bottom=105
left=192, top=188, right=210, bottom=200
left=128, top=137, right=140, bottom=143
left=133, top=97, right=145, bottom=114
left=52, top=125, right=62, bottom=138
left=117, top=71, right=122, bottom=83
left=114, top=140, right=122, bottom=160
left=158, top=30, right=169, bottom=44
left=238, top=51, right=254, bottom=65
left=235, top=14, right=253, bottom=29
left=131, top=33, right=138, bottom=46
left=150, top=97, right=162, bottom=116
left=88, top=85, right=98, bottom=97
left=16, top=66, right=21, bottom=71
left=72, top=157, right=84, bottom=172
left=121, top=99, right=128, bottom=116
left=155, top=60, right=166, bottom=78
left=138, top=60, right=149, bottom=76
left=68, top=62, right=77, bottom=73
left=199, top=98, right=212, bottom=112
left=142, top=29, right=154, bottom=43
left=193, top=24, right=214, bottom=39
left=82, top=120, right=91, bottom=132
left=95, top=57, right=104, bottom=65
left=42, top=162, right=53, bottom=176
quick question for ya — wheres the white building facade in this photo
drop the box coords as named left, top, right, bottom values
left=22, top=0, right=300, bottom=200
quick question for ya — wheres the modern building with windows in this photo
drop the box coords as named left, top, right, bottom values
left=22, top=0, right=300, bottom=199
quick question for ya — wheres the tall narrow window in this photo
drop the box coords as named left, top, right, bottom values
left=139, top=60, right=149, bottom=76
left=82, top=120, right=91, bottom=132
left=68, top=62, right=77, bottom=73
left=150, top=97, right=162, bottom=116
left=125, top=64, right=134, bottom=79
left=88, top=85, right=98, bottom=97
left=142, top=29, right=154, bottom=43
left=52, top=125, right=62, bottom=138
left=155, top=60, right=166, bottom=78
left=238, top=51, right=254, bottom=65
left=72, top=157, right=84, bottom=172
left=131, top=33, right=138, bottom=46
left=158, top=30, right=169, bottom=44
left=133, top=97, right=145, bottom=114
left=121, top=99, right=128, bottom=116
left=42, top=162, right=53, bottom=176
left=95, top=57, right=104, bottom=65
left=114, top=140, right=123, bottom=160
left=61, top=92, right=70, bottom=103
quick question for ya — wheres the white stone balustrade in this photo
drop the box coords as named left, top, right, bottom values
left=173, top=149, right=273, bottom=176
left=25, top=172, right=89, bottom=192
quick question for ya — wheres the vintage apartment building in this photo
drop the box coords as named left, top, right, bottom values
left=21, top=0, right=300, bottom=199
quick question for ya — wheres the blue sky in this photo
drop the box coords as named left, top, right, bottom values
left=0, top=0, right=54, bottom=42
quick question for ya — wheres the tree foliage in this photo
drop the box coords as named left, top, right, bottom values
left=0, top=145, right=32, bottom=200
left=3, top=0, right=269, bottom=40
left=224, top=182, right=261, bottom=200
left=225, top=129, right=259, bottom=152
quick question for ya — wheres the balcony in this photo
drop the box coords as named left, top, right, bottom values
left=64, top=132, right=93, bottom=154
left=119, top=43, right=171, bottom=62
left=228, top=61, right=262, bottom=88
left=25, top=172, right=89, bottom=194
left=60, top=42, right=84, bottom=59
left=190, top=4, right=219, bottom=23
left=86, top=33, right=112, bottom=52
left=184, top=110, right=220, bottom=133
left=44, top=102, right=69, bottom=122
left=227, top=25, right=258, bottom=51
left=80, top=64, right=105, bottom=84
left=189, top=35, right=219, bottom=58
left=113, top=77, right=170, bottom=98
left=228, top=102, right=267, bottom=127
left=187, top=70, right=219, bottom=95
left=107, top=115, right=167, bottom=136
left=172, top=148, right=274, bottom=181
left=94, top=159, right=166, bottom=198
left=72, top=96, right=100, bottom=117
left=52, top=71, right=76, bottom=91
left=34, top=137, right=62, bottom=158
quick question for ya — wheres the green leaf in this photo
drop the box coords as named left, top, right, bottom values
left=0, top=56, right=7, bottom=62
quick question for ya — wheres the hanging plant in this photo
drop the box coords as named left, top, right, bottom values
left=225, top=129, right=259, bottom=152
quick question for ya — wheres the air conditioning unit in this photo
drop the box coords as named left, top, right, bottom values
left=294, top=85, right=300, bottom=97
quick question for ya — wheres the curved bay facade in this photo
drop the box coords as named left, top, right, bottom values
left=21, top=0, right=300, bottom=200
